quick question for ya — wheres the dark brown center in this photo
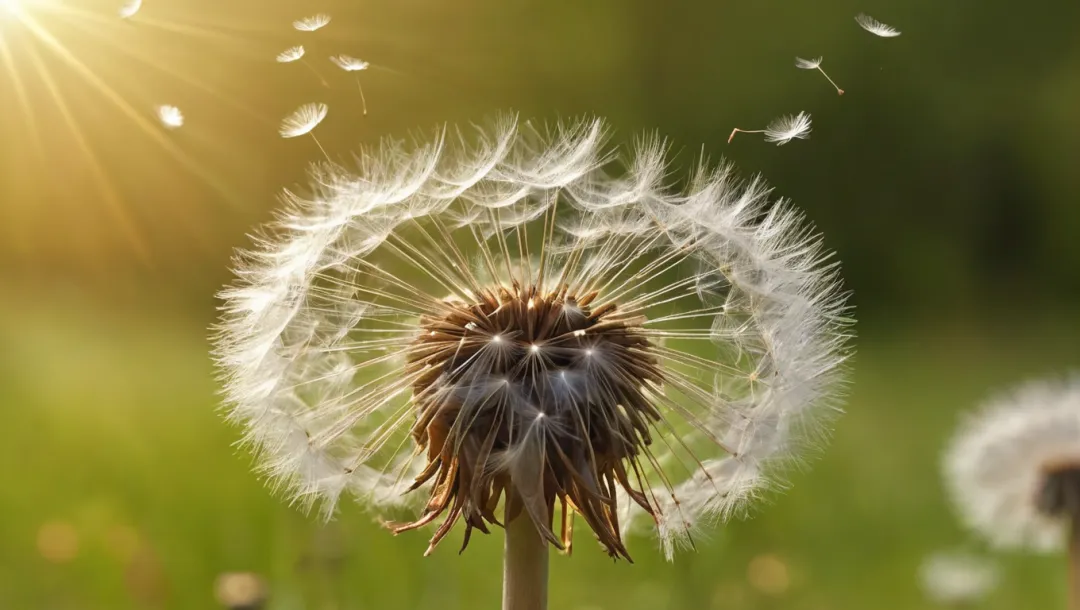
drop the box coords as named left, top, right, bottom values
left=1038, top=462, right=1080, bottom=518
left=389, top=283, right=664, bottom=560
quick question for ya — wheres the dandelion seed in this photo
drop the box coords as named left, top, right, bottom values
left=279, top=103, right=329, bottom=159
left=945, top=375, right=1080, bottom=553
left=279, top=102, right=327, bottom=137
left=919, top=552, right=998, bottom=607
left=728, top=112, right=812, bottom=146
left=276, top=46, right=305, bottom=63
left=330, top=55, right=370, bottom=116
left=277, top=46, right=328, bottom=88
left=293, top=13, right=331, bottom=32
left=855, top=13, right=901, bottom=38
left=795, top=56, right=844, bottom=95
left=155, top=105, right=183, bottom=130
left=118, top=0, right=140, bottom=19
left=212, top=116, right=851, bottom=595
left=330, top=55, right=369, bottom=72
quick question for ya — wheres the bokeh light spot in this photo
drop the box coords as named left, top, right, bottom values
left=37, top=520, right=79, bottom=563
left=746, top=552, right=791, bottom=596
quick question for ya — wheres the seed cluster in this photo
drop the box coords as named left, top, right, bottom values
left=391, top=283, right=664, bottom=559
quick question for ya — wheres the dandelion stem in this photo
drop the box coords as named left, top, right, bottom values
left=502, top=504, right=548, bottom=610
left=309, top=134, right=330, bottom=162
left=727, top=128, right=765, bottom=144
left=817, top=67, right=844, bottom=95
left=302, top=60, right=329, bottom=87
left=1070, top=509, right=1080, bottom=610
left=356, top=77, right=368, bottom=115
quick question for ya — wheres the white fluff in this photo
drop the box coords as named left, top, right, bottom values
left=855, top=14, right=901, bottom=38
left=212, top=115, right=852, bottom=557
left=944, top=375, right=1080, bottom=552
left=293, top=13, right=331, bottom=32
left=279, top=103, right=327, bottom=138
left=155, top=104, right=183, bottom=129
left=764, top=112, right=812, bottom=146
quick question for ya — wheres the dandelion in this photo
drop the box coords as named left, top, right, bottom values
left=329, top=54, right=370, bottom=116
left=944, top=376, right=1080, bottom=605
left=855, top=14, right=901, bottom=38
left=212, top=116, right=852, bottom=610
left=728, top=112, right=812, bottom=146
left=118, top=0, right=140, bottom=19
left=795, top=57, right=844, bottom=96
left=919, top=551, right=998, bottom=608
left=155, top=105, right=183, bottom=130
left=293, top=13, right=331, bottom=32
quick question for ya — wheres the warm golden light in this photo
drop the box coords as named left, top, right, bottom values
left=0, top=0, right=264, bottom=268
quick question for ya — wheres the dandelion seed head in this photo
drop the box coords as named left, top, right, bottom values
left=764, top=112, right=812, bottom=146
left=279, top=103, right=327, bottom=139
left=795, top=56, right=822, bottom=70
left=855, top=13, right=901, bottom=37
left=919, top=552, right=998, bottom=606
left=293, top=13, right=331, bottom=32
left=944, top=375, right=1080, bottom=552
left=213, top=115, right=852, bottom=561
left=276, top=46, right=305, bottom=63
left=155, top=105, right=183, bottom=130
left=330, top=55, right=370, bottom=72
left=118, top=0, right=140, bottom=19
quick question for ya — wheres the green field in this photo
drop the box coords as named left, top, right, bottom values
left=0, top=295, right=1074, bottom=609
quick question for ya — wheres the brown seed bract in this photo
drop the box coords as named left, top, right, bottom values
left=390, top=283, right=665, bottom=560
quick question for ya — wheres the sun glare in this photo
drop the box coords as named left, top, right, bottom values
left=0, top=0, right=259, bottom=266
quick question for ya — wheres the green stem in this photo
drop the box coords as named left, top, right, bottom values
left=502, top=511, right=549, bottom=610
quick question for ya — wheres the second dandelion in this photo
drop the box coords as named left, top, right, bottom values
left=945, top=376, right=1080, bottom=608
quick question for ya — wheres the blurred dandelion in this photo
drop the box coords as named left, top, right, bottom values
left=279, top=102, right=329, bottom=158
left=919, top=551, right=998, bottom=608
left=276, top=45, right=328, bottom=87
left=213, top=115, right=852, bottom=610
left=155, top=104, right=183, bottom=129
left=944, top=376, right=1080, bottom=605
left=728, top=112, right=812, bottom=146
left=293, top=13, right=331, bottom=32
left=795, top=57, right=844, bottom=95
left=214, top=572, right=268, bottom=610
left=117, top=0, right=141, bottom=20
left=855, top=14, right=901, bottom=38
left=329, top=54, right=369, bottom=115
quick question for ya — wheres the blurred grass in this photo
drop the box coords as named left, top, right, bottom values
left=0, top=292, right=1076, bottom=609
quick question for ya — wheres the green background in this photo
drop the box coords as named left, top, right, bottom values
left=1, top=0, right=1078, bottom=607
